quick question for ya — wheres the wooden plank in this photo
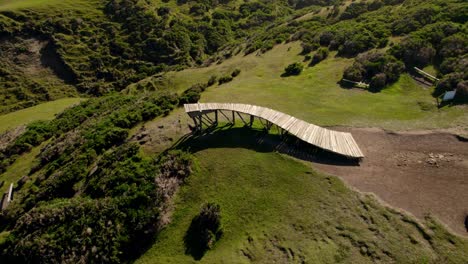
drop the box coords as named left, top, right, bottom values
left=183, top=103, right=364, bottom=158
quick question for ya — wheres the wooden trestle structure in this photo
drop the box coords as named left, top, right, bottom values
left=184, top=103, right=364, bottom=159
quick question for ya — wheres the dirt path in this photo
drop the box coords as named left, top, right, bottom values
left=313, top=127, right=468, bottom=236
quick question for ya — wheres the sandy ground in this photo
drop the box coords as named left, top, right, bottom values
left=314, top=127, right=468, bottom=237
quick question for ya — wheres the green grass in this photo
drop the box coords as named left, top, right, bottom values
left=147, top=42, right=467, bottom=130
left=0, top=140, right=46, bottom=194
left=136, top=128, right=468, bottom=263
left=0, top=98, right=84, bottom=133
left=0, top=0, right=101, bottom=12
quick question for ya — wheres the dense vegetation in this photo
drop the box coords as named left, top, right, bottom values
left=0, top=0, right=466, bottom=112
left=0, top=0, right=467, bottom=262
left=0, top=92, right=198, bottom=263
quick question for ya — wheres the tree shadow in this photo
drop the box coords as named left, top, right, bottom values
left=183, top=214, right=223, bottom=260
left=184, top=215, right=207, bottom=260
left=170, top=125, right=360, bottom=166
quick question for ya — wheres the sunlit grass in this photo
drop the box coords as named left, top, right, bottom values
left=0, top=98, right=84, bottom=133
left=146, top=42, right=467, bottom=130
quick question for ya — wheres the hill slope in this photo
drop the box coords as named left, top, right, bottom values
left=0, top=0, right=467, bottom=263
left=136, top=130, right=468, bottom=263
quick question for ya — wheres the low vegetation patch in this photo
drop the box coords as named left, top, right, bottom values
left=283, top=62, right=304, bottom=76
left=0, top=92, right=197, bottom=263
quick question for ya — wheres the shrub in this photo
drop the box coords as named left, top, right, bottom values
left=218, top=75, right=233, bottom=85
left=179, top=90, right=201, bottom=105
left=340, top=2, right=368, bottom=20
left=343, top=64, right=365, bottom=82
left=342, top=51, right=404, bottom=90
left=207, top=75, right=218, bottom=86
left=433, top=72, right=464, bottom=97
left=455, top=81, right=468, bottom=103
left=369, top=73, right=387, bottom=92
left=231, top=68, right=241, bottom=77
left=283, top=62, right=304, bottom=76
left=301, top=42, right=319, bottom=54
left=390, top=37, right=436, bottom=67
left=184, top=203, right=223, bottom=259
left=310, top=47, right=329, bottom=65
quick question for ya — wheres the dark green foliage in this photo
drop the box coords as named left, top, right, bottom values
left=184, top=203, right=222, bottom=260
left=283, top=62, right=304, bottom=76
left=301, top=42, right=319, bottom=55
left=340, top=2, right=368, bottom=20
left=291, top=0, right=341, bottom=9
left=190, top=3, right=208, bottom=16
left=369, top=73, right=387, bottom=92
left=368, top=0, right=384, bottom=11
left=310, top=47, right=329, bottom=66
left=179, top=83, right=207, bottom=105
left=231, top=68, right=241, bottom=77
left=455, top=81, right=468, bottom=103
left=0, top=114, right=195, bottom=264
left=390, top=21, right=467, bottom=99
left=343, top=51, right=404, bottom=91
left=343, top=63, right=365, bottom=82
left=390, top=38, right=436, bottom=68
left=218, top=75, right=233, bottom=85
left=433, top=72, right=464, bottom=97
left=207, top=75, right=218, bottom=86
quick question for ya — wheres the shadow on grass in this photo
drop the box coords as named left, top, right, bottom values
left=184, top=216, right=208, bottom=260
left=170, top=124, right=360, bottom=166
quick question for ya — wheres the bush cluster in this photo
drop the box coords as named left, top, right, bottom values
left=343, top=51, right=404, bottom=92
left=310, top=47, right=329, bottom=66
left=283, top=62, right=304, bottom=76
left=0, top=93, right=195, bottom=263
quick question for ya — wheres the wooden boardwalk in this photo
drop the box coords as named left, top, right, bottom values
left=184, top=103, right=364, bottom=159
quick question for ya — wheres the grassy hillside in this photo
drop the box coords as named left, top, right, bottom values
left=133, top=42, right=468, bottom=130
left=0, top=0, right=102, bottom=13
left=0, top=0, right=467, bottom=262
left=136, top=129, right=468, bottom=263
left=0, top=98, right=84, bottom=133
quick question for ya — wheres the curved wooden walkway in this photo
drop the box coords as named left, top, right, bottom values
left=184, top=103, right=364, bottom=159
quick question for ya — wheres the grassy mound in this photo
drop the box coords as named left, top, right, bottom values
left=136, top=127, right=468, bottom=263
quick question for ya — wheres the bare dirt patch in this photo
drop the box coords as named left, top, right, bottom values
left=0, top=125, right=26, bottom=152
left=313, top=128, right=468, bottom=236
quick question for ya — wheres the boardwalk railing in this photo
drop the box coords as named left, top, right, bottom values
left=184, top=103, right=364, bottom=159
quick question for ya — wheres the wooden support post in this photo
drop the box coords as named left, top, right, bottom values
left=198, top=115, right=202, bottom=131
left=202, top=114, right=214, bottom=125
left=192, top=117, right=198, bottom=130
left=266, top=121, right=273, bottom=131
left=249, top=115, right=254, bottom=127
left=258, top=118, right=270, bottom=131
left=219, top=110, right=231, bottom=123
left=280, top=128, right=287, bottom=138
left=214, top=110, right=218, bottom=125
left=232, top=111, right=235, bottom=125
left=236, top=112, right=248, bottom=126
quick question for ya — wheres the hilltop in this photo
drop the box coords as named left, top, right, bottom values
left=0, top=0, right=467, bottom=263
